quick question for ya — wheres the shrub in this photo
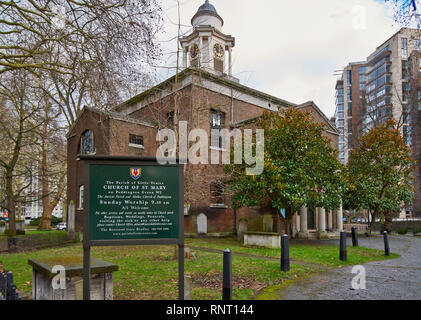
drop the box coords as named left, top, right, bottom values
left=30, top=216, right=62, bottom=227
left=3, top=229, right=25, bottom=236
left=29, top=218, right=40, bottom=226
left=0, top=221, right=6, bottom=227
left=397, top=228, right=408, bottom=235
left=413, top=228, right=421, bottom=235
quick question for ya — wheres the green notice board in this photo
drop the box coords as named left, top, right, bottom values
left=89, top=164, right=180, bottom=241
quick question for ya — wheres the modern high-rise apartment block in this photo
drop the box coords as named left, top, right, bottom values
left=334, top=61, right=366, bottom=164
left=334, top=28, right=421, bottom=216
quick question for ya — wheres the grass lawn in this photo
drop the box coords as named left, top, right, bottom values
left=185, top=237, right=399, bottom=267
left=0, top=237, right=398, bottom=300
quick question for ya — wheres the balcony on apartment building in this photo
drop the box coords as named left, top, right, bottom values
left=367, top=44, right=392, bottom=66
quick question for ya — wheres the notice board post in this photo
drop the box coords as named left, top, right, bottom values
left=80, top=156, right=184, bottom=300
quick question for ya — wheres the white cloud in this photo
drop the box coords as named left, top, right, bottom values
left=158, top=0, right=398, bottom=118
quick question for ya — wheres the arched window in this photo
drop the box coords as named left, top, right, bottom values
left=81, top=130, right=95, bottom=155
left=210, top=181, right=226, bottom=206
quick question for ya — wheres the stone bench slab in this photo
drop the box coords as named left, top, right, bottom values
left=28, top=257, right=118, bottom=279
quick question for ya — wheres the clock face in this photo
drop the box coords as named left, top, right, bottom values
left=190, top=44, right=199, bottom=59
left=214, top=43, right=224, bottom=58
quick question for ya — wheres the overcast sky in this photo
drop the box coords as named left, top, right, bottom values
left=156, top=0, right=399, bottom=118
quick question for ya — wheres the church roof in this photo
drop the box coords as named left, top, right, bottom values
left=191, top=0, right=224, bottom=26
left=114, top=67, right=297, bottom=113
left=296, top=101, right=339, bottom=135
left=197, top=0, right=218, bottom=15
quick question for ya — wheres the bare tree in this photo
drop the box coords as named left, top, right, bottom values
left=35, top=0, right=163, bottom=125
left=0, top=0, right=163, bottom=233
left=0, top=70, right=42, bottom=236
left=0, top=1, right=162, bottom=82
left=35, top=98, right=67, bottom=230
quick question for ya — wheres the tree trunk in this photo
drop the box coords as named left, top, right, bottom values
left=384, top=210, right=393, bottom=233
left=39, top=209, right=52, bottom=230
left=5, top=169, right=16, bottom=236
left=38, top=111, right=51, bottom=231
left=284, top=217, right=290, bottom=236
left=366, top=210, right=372, bottom=236
left=61, top=197, right=67, bottom=222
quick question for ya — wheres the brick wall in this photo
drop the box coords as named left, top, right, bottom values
left=67, top=109, right=110, bottom=231
left=67, top=78, right=339, bottom=234
left=127, top=82, right=269, bottom=233
left=67, top=108, right=158, bottom=231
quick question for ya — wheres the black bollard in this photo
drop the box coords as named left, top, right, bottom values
left=281, top=235, right=290, bottom=272
left=339, top=231, right=347, bottom=261
left=351, top=227, right=359, bottom=247
left=383, top=231, right=390, bottom=256
left=222, top=249, right=232, bottom=300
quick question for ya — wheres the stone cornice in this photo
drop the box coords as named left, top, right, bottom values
left=179, top=26, right=235, bottom=46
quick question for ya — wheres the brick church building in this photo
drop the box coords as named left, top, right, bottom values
left=67, top=1, right=342, bottom=238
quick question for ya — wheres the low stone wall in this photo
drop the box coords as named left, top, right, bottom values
left=344, top=224, right=368, bottom=233
left=371, top=220, right=421, bottom=232
left=0, top=238, right=8, bottom=252
left=244, top=232, right=281, bottom=248
left=0, top=233, right=78, bottom=254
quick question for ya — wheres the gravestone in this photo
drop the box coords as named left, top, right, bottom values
left=263, top=214, right=273, bottom=232
left=238, top=219, right=248, bottom=241
left=197, top=213, right=207, bottom=235
left=184, top=275, right=192, bottom=300
left=67, top=201, right=75, bottom=240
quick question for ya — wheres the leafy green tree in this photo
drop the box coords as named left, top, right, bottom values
left=346, top=119, right=414, bottom=233
left=224, top=108, right=344, bottom=236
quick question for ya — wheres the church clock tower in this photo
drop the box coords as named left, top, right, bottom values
left=180, top=0, right=236, bottom=80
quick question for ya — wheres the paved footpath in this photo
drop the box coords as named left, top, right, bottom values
left=279, top=236, right=421, bottom=300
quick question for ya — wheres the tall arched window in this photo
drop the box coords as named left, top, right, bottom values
left=81, top=130, right=95, bottom=155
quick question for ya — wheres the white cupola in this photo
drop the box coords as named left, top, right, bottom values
left=191, top=0, right=224, bottom=31
left=179, top=1, right=236, bottom=80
